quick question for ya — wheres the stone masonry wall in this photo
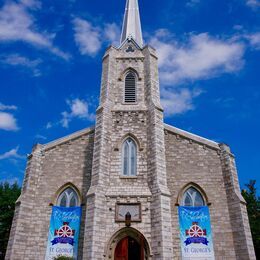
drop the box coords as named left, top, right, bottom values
left=83, top=41, right=174, bottom=260
left=165, top=129, right=238, bottom=260
left=219, top=144, right=256, bottom=260
left=6, top=129, right=95, bottom=260
left=6, top=145, right=43, bottom=260
left=143, top=46, right=173, bottom=260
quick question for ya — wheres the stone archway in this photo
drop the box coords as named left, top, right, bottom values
left=115, top=236, right=141, bottom=260
left=105, top=227, right=152, bottom=260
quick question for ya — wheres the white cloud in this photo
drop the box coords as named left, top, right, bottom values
left=46, top=122, right=53, bottom=129
left=0, top=102, right=19, bottom=131
left=233, top=25, right=244, bottom=31
left=246, top=0, right=260, bottom=9
left=69, top=98, right=89, bottom=117
left=0, top=102, right=17, bottom=111
left=72, top=17, right=121, bottom=56
left=245, top=32, right=260, bottom=50
left=150, top=31, right=245, bottom=86
left=0, top=146, right=24, bottom=160
left=0, top=54, right=42, bottom=76
left=161, top=88, right=202, bottom=116
left=35, top=134, right=47, bottom=140
left=61, top=112, right=70, bottom=128
left=148, top=30, right=247, bottom=117
left=20, top=0, right=41, bottom=9
left=0, top=1, right=69, bottom=60
left=0, top=112, right=18, bottom=131
left=61, top=98, right=95, bottom=128
left=104, top=23, right=121, bottom=45
left=186, top=0, right=201, bottom=7
left=73, top=18, right=102, bottom=56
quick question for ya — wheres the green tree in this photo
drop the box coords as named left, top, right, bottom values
left=53, top=256, right=74, bottom=260
left=0, top=182, right=21, bottom=259
left=242, top=180, right=260, bottom=258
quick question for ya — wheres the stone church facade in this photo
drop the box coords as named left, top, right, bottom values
left=6, top=0, right=256, bottom=259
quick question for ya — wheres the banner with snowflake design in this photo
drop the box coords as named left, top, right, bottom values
left=178, top=206, right=215, bottom=260
left=45, top=206, right=82, bottom=260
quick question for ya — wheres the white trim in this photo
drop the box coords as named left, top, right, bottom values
left=44, top=126, right=95, bottom=150
left=164, top=124, right=219, bottom=149
left=57, top=187, right=79, bottom=207
left=122, top=138, right=137, bottom=176
left=119, top=37, right=142, bottom=50
left=182, top=187, right=205, bottom=207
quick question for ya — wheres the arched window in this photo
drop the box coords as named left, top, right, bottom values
left=125, top=72, right=136, bottom=103
left=57, top=187, right=79, bottom=207
left=182, top=187, right=205, bottom=207
left=122, top=138, right=137, bottom=176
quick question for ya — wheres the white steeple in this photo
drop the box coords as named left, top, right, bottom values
left=120, top=0, right=143, bottom=48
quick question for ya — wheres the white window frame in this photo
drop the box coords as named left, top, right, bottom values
left=122, top=138, right=137, bottom=176
left=182, top=187, right=205, bottom=207
left=57, top=187, right=79, bottom=207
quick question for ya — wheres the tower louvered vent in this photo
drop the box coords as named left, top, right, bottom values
left=125, top=72, right=136, bottom=103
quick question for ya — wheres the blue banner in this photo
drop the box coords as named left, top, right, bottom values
left=178, top=206, right=215, bottom=259
left=45, top=206, right=82, bottom=260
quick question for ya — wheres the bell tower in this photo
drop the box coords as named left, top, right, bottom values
left=83, top=0, right=173, bottom=259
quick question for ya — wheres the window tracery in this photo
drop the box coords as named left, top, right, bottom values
left=57, top=187, right=79, bottom=207
left=182, top=187, right=205, bottom=207
left=122, top=138, right=137, bottom=176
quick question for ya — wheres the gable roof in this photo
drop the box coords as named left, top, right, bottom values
left=164, top=123, right=220, bottom=150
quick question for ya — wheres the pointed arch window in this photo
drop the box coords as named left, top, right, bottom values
left=125, top=72, right=136, bottom=103
left=122, top=138, right=137, bottom=176
left=57, top=187, right=79, bottom=207
left=182, top=187, right=205, bottom=207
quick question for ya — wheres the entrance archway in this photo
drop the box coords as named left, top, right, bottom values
left=115, top=236, right=142, bottom=260
left=105, top=227, right=152, bottom=260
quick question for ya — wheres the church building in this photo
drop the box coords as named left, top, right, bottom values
left=6, top=0, right=256, bottom=259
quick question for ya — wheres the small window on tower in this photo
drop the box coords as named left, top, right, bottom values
left=122, top=138, right=137, bottom=176
left=125, top=72, right=136, bottom=103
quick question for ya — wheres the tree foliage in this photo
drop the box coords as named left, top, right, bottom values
left=242, top=180, right=260, bottom=258
left=53, top=256, right=74, bottom=260
left=0, top=182, right=21, bottom=259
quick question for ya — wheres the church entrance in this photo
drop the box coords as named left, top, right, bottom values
left=106, top=227, right=151, bottom=260
left=115, top=236, right=144, bottom=260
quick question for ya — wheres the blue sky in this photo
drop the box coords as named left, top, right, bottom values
left=0, top=0, right=259, bottom=191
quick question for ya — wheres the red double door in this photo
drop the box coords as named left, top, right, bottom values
left=115, top=236, right=144, bottom=260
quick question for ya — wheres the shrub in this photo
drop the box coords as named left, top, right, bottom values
left=53, top=256, right=74, bottom=260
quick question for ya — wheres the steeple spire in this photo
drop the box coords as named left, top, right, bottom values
left=120, top=0, right=143, bottom=48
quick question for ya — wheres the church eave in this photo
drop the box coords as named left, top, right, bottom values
left=43, top=126, right=95, bottom=151
left=164, top=123, right=220, bottom=150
